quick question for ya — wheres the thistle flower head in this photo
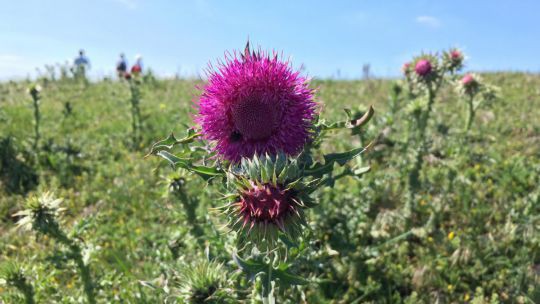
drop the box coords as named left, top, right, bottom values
left=219, top=154, right=317, bottom=252
left=415, top=59, right=432, bottom=77
left=450, top=50, right=462, bottom=60
left=27, top=84, right=42, bottom=100
left=461, top=74, right=475, bottom=86
left=456, top=73, right=481, bottom=97
left=175, top=260, right=235, bottom=304
left=402, top=62, right=411, bottom=76
left=197, top=43, right=317, bottom=162
left=443, top=48, right=465, bottom=72
left=14, top=192, right=65, bottom=235
left=409, top=54, right=440, bottom=85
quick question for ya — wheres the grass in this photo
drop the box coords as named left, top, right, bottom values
left=0, top=72, right=539, bottom=303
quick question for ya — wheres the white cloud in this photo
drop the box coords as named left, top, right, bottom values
left=415, top=16, right=441, bottom=28
left=112, top=0, right=137, bottom=10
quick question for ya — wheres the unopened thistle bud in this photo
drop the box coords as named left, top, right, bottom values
left=218, top=154, right=318, bottom=253
left=461, top=74, right=475, bottom=86
left=27, top=84, right=41, bottom=98
left=402, top=62, right=411, bottom=76
left=443, top=48, right=465, bottom=72
left=14, top=192, right=65, bottom=237
left=458, top=73, right=480, bottom=96
left=0, top=262, right=35, bottom=304
left=175, top=260, right=235, bottom=304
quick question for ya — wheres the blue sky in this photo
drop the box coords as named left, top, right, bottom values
left=1, top=0, right=539, bottom=80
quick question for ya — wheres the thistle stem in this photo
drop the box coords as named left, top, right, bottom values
left=128, top=80, right=142, bottom=149
left=464, top=95, right=475, bottom=134
left=50, top=230, right=96, bottom=303
left=406, top=80, right=439, bottom=219
left=14, top=280, right=35, bottom=304
left=31, top=95, right=40, bottom=151
left=173, top=185, right=204, bottom=243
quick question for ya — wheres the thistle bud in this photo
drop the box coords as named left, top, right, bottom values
left=13, top=192, right=65, bottom=237
left=0, top=262, right=35, bottom=302
left=402, top=62, right=411, bottom=76
left=218, top=154, right=318, bottom=253
left=461, top=74, right=475, bottom=86
left=443, top=48, right=465, bottom=72
left=27, top=84, right=42, bottom=100
left=414, top=59, right=432, bottom=77
left=175, top=260, right=235, bottom=303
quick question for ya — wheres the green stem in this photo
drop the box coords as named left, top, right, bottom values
left=406, top=82, right=438, bottom=218
left=54, top=232, right=96, bottom=304
left=128, top=80, right=141, bottom=148
left=14, top=280, right=35, bottom=304
left=174, top=187, right=204, bottom=243
left=32, top=96, right=40, bottom=150
left=261, top=260, right=273, bottom=304
left=465, top=95, right=475, bottom=134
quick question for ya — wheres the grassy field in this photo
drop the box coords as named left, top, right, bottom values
left=0, top=72, right=539, bottom=303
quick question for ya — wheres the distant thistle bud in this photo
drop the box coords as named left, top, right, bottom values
left=415, top=59, right=432, bottom=77
left=450, top=50, right=462, bottom=61
left=443, top=48, right=465, bottom=72
left=0, top=262, right=28, bottom=288
left=458, top=73, right=481, bottom=96
left=175, top=260, right=235, bottom=304
left=27, top=84, right=42, bottom=100
left=124, top=72, right=132, bottom=80
left=219, top=154, right=317, bottom=252
left=0, top=262, right=35, bottom=303
left=461, top=74, right=475, bottom=86
left=13, top=192, right=65, bottom=236
left=402, top=62, right=411, bottom=76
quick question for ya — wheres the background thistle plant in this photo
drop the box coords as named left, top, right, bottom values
left=455, top=73, right=499, bottom=134
left=14, top=192, right=96, bottom=304
left=126, top=75, right=143, bottom=149
left=174, top=259, right=237, bottom=304
left=27, top=84, right=42, bottom=151
left=0, top=262, right=35, bottom=304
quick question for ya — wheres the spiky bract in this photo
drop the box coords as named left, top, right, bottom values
left=220, top=154, right=318, bottom=253
left=175, top=260, right=235, bottom=304
left=197, top=44, right=317, bottom=162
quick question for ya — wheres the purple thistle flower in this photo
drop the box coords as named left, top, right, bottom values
left=415, top=59, right=432, bottom=76
left=450, top=50, right=463, bottom=61
left=196, top=44, right=317, bottom=162
left=402, top=62, right=411, bottom=75
left=461, top=74, right=475, bottom=86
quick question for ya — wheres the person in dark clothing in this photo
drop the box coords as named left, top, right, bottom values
left=116, top=53, right=128, bottom=78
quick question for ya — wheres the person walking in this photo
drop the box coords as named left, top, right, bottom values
left=73, top=49, right=90, bottom=80
left=131, top=54, right=143, bottom=75
left=116, top=53, right=128, bottom=78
